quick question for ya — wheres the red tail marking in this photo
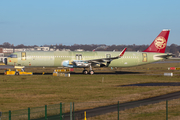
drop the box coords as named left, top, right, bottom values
left=143, top=29, right=170, bottom=53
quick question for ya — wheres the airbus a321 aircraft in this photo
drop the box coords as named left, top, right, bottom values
left=5, top=29, right=172, bottom=75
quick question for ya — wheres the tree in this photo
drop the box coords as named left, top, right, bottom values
left=16, top=44, right=25, bottom=48
left=169, top=44, right=178, bottom=57
left=3, top=42, right=11, bottom=48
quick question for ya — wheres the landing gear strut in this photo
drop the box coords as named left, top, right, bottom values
left=89, top=65, right=94, bottom=75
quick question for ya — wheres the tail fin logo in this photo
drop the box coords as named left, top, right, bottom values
left=154, top=36, right=166, bottom=49
left=143, top=29, right=170, bottom=53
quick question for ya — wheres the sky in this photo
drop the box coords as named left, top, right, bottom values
left=0, top=0, right=180, bottom=46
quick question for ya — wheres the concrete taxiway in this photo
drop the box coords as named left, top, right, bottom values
left=0, top=65, right=14, bottom=69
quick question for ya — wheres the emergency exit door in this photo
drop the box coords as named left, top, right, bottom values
left=76, top=54, right=82, bottom=60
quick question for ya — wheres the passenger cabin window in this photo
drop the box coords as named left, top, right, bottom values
left=142, top=53, right=147, bottom=62
left=21, top=52, right=26, bottom=61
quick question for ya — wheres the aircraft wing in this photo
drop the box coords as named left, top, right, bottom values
left=86, top=48, right=127, bottom=63
left=71, top=48, right=127, bottom=67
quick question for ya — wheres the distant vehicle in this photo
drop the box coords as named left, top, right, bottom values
left=5, top=29, right=172, bottom=75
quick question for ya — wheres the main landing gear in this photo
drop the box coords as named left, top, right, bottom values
left=83, top=69, right=88, bottom=74
left=82, top=65, right=94, bottom=75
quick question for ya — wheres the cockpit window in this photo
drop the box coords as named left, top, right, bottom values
left=9, top=54, right=17, bottom=58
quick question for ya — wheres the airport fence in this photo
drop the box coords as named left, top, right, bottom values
left=0, top=99, right=180, bottom=120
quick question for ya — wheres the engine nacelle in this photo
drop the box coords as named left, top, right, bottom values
left=100, top=64, right=106, bottom=67
left=62, top=60, right=73, bottom=67
left=75, top=61, right=90, bottom=67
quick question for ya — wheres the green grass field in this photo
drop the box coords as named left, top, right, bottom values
left=89, top=99, right=180, bottom=120
left=0, top=61, right=180, bottom=119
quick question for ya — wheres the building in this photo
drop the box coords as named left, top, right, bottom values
left=0, top=53, right=4, bottom=62
left=0, top=48, right=13, bottom=53
left=34, top=47, right=50, bottom=51
left=75, top=49, right=84, bottom=51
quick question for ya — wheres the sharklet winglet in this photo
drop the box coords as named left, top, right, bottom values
left=119, top=48, right=127, bottom=57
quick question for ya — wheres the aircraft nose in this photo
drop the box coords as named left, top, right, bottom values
left=4, top=58, right=7, bottom=65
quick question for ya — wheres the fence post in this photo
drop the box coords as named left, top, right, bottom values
left=118, top=101, right=119, bottom=120
left=45, top=105, right=47, bottom=120
left=60, top=103, right=62, bottom=120
left=28, top=107, right=30, bottom=120
left=73, top=102, right=75, bottom=120
left=166, top=100, right=168, bottom=120
left=70, top=102, right=72, bottom=120
left=0, top=111, right=2, bottom=120
left=9, top=110, right=11, bottom=120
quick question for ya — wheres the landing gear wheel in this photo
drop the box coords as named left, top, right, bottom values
left=89, top=70, right=94, bottom=75
left=83, top=70, right=88, bottom=75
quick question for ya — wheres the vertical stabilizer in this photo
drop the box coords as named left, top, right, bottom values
left=143, top=29, right=170, bottom=53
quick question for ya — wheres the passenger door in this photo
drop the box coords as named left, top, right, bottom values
left=142, top=53, right=147, bottom=62
left=21, top=52, right=26, bottom=61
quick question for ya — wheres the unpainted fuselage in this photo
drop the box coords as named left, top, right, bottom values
left=6, top=51, right=167, bottom=68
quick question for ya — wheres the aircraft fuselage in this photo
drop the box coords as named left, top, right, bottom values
left=6, top=51, right=167, bottom=68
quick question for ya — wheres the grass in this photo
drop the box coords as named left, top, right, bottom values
left=89, top=99, right=180, bottom=120
left=1, top=74, right=180, bottom=112
left=0, top=61, right=180, bottom=119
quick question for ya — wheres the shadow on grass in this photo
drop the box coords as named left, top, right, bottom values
left=70, top=71, right=144, bottom=75
left=120, top=82, right=180, bottom=86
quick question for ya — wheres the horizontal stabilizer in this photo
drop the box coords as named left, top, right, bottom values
left=156, top=54, right=174, bottom=59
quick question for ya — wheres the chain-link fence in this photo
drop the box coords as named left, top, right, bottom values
left=1, top=99, right=180, bottom=120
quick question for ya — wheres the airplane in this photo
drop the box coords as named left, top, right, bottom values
left=5, top=29, right=172, bottom=75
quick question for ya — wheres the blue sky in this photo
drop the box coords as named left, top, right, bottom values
left=0, top=0, right=180, bottom=46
